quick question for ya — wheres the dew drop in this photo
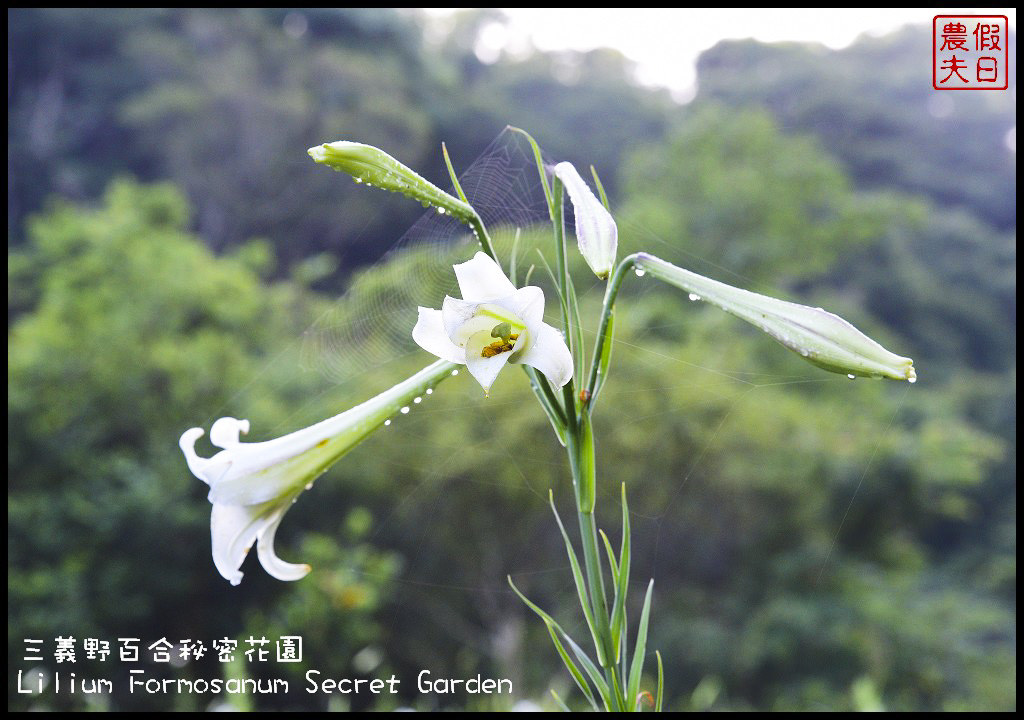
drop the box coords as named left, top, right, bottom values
left=413, top=397, right=422, bottom=404
left=634, top=268, right=646, bottom=277
left=908, top=376, right=917, bottom=384
left=688, top=293, right=701, bottom=302
left=425, top=388, right=433, bottom=395
left=437, top=207, right=446, bottom=215
left=384, top=419, right=391, bottom=426
left=400, top=406, right=410, bottom=414
left=451, top=369, right=459, bottom=376
left=305, top=482, right=313, bottom=490
left=354, top=177, right=363, bottom=184
left=847, top=374, right=856, bottom=379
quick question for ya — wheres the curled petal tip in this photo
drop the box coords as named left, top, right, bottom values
left=179, top=427, right=211, bottom=481
left=210, top=417, right=249, bottom=449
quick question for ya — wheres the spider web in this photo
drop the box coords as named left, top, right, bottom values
left=223, top=127, right=909, bottom=677
left=298, top=128, right=550, bottom=384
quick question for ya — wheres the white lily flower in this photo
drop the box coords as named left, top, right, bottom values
left=412, top=252, right=573, bottom=394
left=179, top=359, right=456, bottom=585
left=554, top=162, right=618, bottom=279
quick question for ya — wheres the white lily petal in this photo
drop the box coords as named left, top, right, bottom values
left=555, top=162, right=618, bottom=279
left=465, top=329, right=514, bottom=394
left=441, top=296, right=484, bottom=341
left=454, top=252, right=518, bottom=302
left=493, top=286, right=545, bottom=330
left=256, top=505, right=312, bottom=582
left=211, top=501, right=274, bottom=586
left=180, top=427, right=214, bottom=483
left=514, top=322, right=574, bottom=387
left=413, top=307, right=466, bottom=363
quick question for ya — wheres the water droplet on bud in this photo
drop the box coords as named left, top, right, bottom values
left=384, top=419, right=391, bottom=426
left=451, top=369, right=459, bottom=376
left=413, top=397, right=422, bottom=404
left=634, top=268, right=646, bottom=277
left=426, top=388, right=433, bottom=395
left=847, top=374, right=856, bottom=379
left=400, top=406, right=410, bottom=414
left=688, top=293, right=701, bottom=301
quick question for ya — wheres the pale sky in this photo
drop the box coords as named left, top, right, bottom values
left=423, top=8, right=1016, bottom=101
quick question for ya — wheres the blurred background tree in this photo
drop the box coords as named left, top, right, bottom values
left=8, top=8, right=1015, bottom=711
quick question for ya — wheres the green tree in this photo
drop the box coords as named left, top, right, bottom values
left=8, top=180, right=396, bottom=710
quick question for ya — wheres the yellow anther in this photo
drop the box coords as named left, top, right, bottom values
left=509, top=333, right=519, bottom=341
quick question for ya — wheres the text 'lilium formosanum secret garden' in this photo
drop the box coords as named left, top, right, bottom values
left=412, top=251, right=573, bottom=395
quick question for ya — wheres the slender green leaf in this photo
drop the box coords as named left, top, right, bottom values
left=509, top=227, right=521, bottom=285
left=610, top=483, right=632, bottom=663
left=562, top=626, right=616, bottom=710
left=627, top=580, right=655, bottom=709
left=521, top=365, right=567, bottom=447
left=566, top=275, right=586, bottom=385
left=441, top=142, right=470, bottom=204
left=655, top=650, right=664, bottom=712
left=549, top=689, right=572, bottom=712
left=549, top=490, right=606, bottom=666
left=590, top=164, right=611, bottom=212
left=534, top=249, right=565, bottom=311
left=599, top=529, right=619, bottom=586
left=545, top=624, right=599, bottom=710
left=508, top=126, right=554, bottom=218
left=507, top=576, right=599, bottom=711
left=591, top=309, right=615, bottom=407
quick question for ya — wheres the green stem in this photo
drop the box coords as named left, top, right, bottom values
left=567, top=414, right=628, bottom=709
left=466, top=210, right=498, bottom=265
left=585, top=253, right=640, bottom=411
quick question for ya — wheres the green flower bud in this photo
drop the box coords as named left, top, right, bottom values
left=634, top=253, right=916, bottom=382
left=308, top=141, right=474, bottom=222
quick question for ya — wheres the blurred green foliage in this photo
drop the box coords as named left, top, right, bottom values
left=8, top=8, right=1016, bottom=712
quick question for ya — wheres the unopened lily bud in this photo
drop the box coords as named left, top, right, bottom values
left=554, top=162, right=618, bottom=279
left=308, top=141, right=474, bottom=222
left=634, top=253, right=916, bottom=382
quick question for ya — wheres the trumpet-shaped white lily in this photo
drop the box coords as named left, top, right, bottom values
left=412, top=252, right=573, bottom=394
left=554, top=162, right=618, bottom=279
left=179, top=359, right=456, bottom=585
